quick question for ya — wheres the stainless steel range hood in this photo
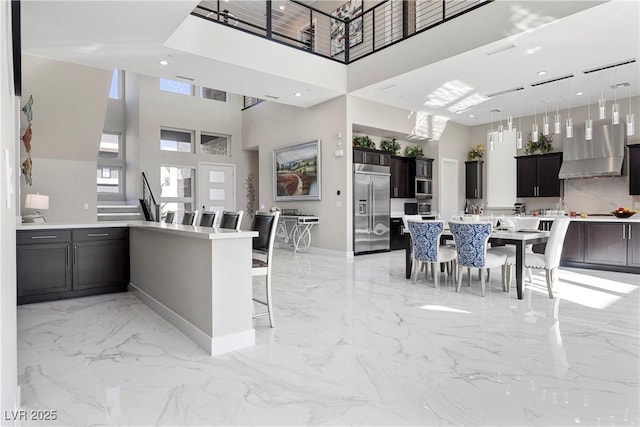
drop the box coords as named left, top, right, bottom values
left=558, top=122, right=626, bottom=179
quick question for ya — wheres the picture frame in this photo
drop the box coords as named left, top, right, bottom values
left=330, top=0, right=363, bottom=57
left=273, top=140, right=321, bottom=201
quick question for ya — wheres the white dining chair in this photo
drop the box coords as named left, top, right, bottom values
left=505, top=217, right=571, bottom=299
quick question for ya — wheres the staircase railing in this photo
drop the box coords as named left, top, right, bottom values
left=140, top=172, right=160, bottom=222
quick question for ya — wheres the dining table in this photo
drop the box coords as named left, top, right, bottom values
left=405, top=228, right=551, bottom=300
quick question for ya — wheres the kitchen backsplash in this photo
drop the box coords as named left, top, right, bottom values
left=522, top=176, right=637, bottom=214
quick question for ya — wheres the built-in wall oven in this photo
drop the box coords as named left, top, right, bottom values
left=415, top=178, right=432, bottom=198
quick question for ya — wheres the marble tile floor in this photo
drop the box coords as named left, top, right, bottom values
left=17, top=249, right=639, bottom=426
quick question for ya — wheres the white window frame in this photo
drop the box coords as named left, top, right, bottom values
left=160, top=164, right=196, bottom=221
left=199, top=131, right=231, bottom=157
left=160, top=127, right=195, bottom=154
left=159, top=78, right=194, bottom=96
left=199, top=86, right=228, bottom=102
left=97, top=131, right=125, bottom=200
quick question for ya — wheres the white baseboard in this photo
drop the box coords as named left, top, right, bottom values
left=298, top=246, right=353, bottom=258
left=128, top=283, right=255, bottom=356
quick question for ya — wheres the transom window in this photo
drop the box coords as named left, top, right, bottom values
left=161, top=128, right=193, bottom=153
left=200, top=132, right=230, bottom=156
left=160, top=78, right=193, bottom=96
left=108, top=69, right=123, bottom=99
left=97, top=132, right=124, bottom=196
left=200, top=86, right=227, bottom=102
left=160, top=165, right=195, bottom=223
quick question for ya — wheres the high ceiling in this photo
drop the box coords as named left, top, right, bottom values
left=20, top=0, right=640, bottom=127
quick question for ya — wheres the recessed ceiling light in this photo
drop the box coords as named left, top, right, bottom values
left=576, top=91, right=584, bottom=96
left=469, top=114, right=475, bottom=118
left=279, top=5, right=285, bottom=10
left=159, top=60, right=168, bottom=66
left=294, top=92, right=301, bottom=97
left=537, top=71, right=547, bottom=76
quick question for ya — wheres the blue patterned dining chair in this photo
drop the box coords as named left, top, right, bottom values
left=448, top=221, right=508, bottom=297
left=407, top=220, right=457, bottom=288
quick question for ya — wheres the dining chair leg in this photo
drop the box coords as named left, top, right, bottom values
left=266, top=275, right=275, bottom=328
left=446, top=261, right=451, bottom=276
left=487, top=269, right=491, bottom=281
left=480, top=268, right=486, bottom=297
left=433, top=263, right=439, bottom=288
left=545, top=268, right=555, bottom=299
left=467, top=268, right=471, bottom=287
left=411, top=260, right=418, bottom=284
left=456, top=263, right=463, bottom=292
left=501, top=265, right=507, bottom=292
left=527, top=267, right=533, bottom=283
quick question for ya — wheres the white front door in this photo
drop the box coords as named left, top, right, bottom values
left=439, top=158, right=458, bottom=222
left=198, top=163, right=236, bottom=215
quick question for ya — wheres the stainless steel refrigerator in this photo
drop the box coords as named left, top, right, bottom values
left=353, top=163, right=391, bottom=254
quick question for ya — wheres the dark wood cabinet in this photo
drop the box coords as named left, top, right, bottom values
left=561, top=221, right=638, bottom=273
left=413, top=158, right=433, bottom=178
left=560, top=221, right=584, bottom=262
left=17, top=227, right=129, bottom=304
left=628, top=223, right=640, bottom=268
left=353, top=147, right=390, bottom=166
left=465, top=161, right=483, bottom=199
left=629, top=144, right=640, bottom=195
left=516, top=153, right=562, bottom=198
left=390, top=218, right=407, bottom=250
left=390, top=156, right=411, bottom=198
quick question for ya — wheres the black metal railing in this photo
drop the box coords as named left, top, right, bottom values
left=140, top=172, right=160, bottom=222
left=192, top=0, right=492, bottom=64
left=243, top=96, right=264, bottom=110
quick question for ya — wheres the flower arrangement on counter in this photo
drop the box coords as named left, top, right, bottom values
left=611, top=207, right=638, bottom=218
left=468, top=144, right=485, bottom=161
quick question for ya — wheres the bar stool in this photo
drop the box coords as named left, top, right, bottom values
left=251, top=211, right=280, bottom=327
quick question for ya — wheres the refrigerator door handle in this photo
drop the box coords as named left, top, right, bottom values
left=369, top=182, right=374, bottom=233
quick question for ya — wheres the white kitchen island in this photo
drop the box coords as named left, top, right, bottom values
left=128, top=222, right=258, bottom=356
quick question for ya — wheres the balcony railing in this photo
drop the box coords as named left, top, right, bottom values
left=192, top=0, right=492, bottom=64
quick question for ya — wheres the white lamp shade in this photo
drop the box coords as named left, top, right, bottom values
left=25, top=194, right=49, bottom=210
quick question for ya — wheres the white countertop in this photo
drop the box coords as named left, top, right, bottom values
left=518, top=215, right=640, bottom=223
left=17, top=221, right=258, bottom=240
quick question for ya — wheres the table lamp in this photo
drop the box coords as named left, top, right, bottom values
left=24, top=193, right=49, bottom=223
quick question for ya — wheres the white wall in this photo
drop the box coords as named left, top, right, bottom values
left=242, top=96, right=348, bottom=252
left=133, top=75, right=257, bottom=229
left=0, top=0, right=18, bottom=419
left=20, top=55, right=111, bottom=222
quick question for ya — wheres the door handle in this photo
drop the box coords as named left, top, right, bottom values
left=73, top=245, right=77, bottom=265
left=86, top=233, right=109, bottom=237
left=66, top=245, right=70, bottom=266
left=31, top=235, right=57, bottom=239
left=629, top=225, right=632, bottom=240
left=622, top=224, right=626, bottom=240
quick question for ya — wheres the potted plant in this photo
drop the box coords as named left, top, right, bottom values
left=525, top=132, right=553, bottom=154
left=405, top=145, right=423, bottom=157
left=353, top=135, right=375, bottom=149
left=468, top=144, right=485, bottom=161
left=380, top=138, right=401, bottom=155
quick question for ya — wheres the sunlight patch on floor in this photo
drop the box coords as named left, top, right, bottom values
left=419, top=304, right=471, bottom=314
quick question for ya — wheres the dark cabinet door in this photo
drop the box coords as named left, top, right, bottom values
left=516, top=157, right=537, bottom=197
left=629, top=145, right=640, bottom=195
left=415, top=159, right=433, bottom=178
left=353, top=149, right=366, bottom=164
left=390, top=218, right=406, bottom=250
left=627, top=224, right=640, bottom=268
left=537, top=153, right=563, bottom=197
left=73, top=240, right=129, bottom=291
left=561, top=221, right=584, bottom=262
left=465, top=161, right=483, bottom=199
left=353, top=148, right=390, bottom=166
left=390, top=157, right=410, bottom=198
left=584, top=222, right=627, bottom=266
left=17, top=243, right=72, bottom=297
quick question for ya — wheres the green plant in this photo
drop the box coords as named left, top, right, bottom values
left=405, top=145, right=423, bottom=157
left=353, top=135, right=375, bottom=149
left=380, top=138, right=401, bottom=155
left=525, top=132, right=553, bottom=154
left=468, top=144, right=485, bottom=160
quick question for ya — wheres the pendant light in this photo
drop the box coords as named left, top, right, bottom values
left=585, top=72, right=593, bottom=141
left=543, top=85, right=550, bottom=135
left=554, top=80, right=561, bottom=135
left=566, top=78, right=574, bottom=138
left=507, top=91, right=514, bottom=132
left=532, top=87, right=539, bottom=143
left=598, top=69, right=606, bottom=119
left=489, top=101, right=495, bottom=151
left=612, top=66, right=620, bottom=125
left=498, top=107, right=504, bottom=143
left=517, top=90, right=523, bottom=149
left=627, top=62, right=635, bottom=136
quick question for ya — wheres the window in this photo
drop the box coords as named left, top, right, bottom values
left=200, top=132, right=230, bottom=156
left=160, top=165, right=195, bottom=222
left=108, top=69, right=122, bottom=99
left=161, top=128, right=193, bottom=153
left=160, top=78, right=193, bottom=96
left=97, top=132, right=124, bottom=196
left=200, top=86, right=227, bottom=102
